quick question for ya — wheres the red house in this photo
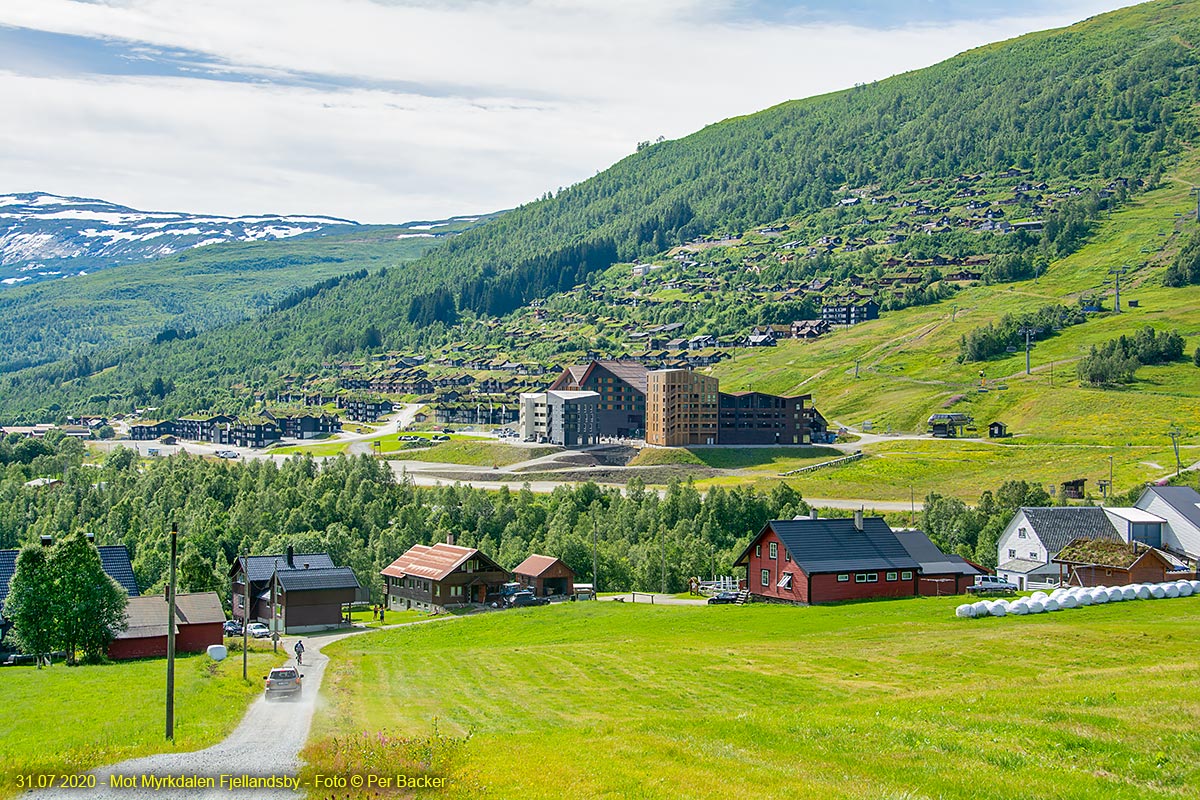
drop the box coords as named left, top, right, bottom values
left=108, top=592, right=225, bottom=660
left=893, top=529, right=983, bottom=596
left=512, top=554, right=575, bottom=597
left=734, top=512, right=920, bottom=604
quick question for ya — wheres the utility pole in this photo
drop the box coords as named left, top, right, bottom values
left=1108, top=266, right=1128, bottom=313
left=950, top=305, right=958, bottom=322
left=1108, top=455, right=1114, bottom=498
left=1017, top=326, right=1041, bottom=375
left=660, top=526, right=667, bottom=595
left=242, top=553, right=249, bottom=681
left=166, top=523, right=178, bottom=741
left=1191, top=187, right=1200, bottom=224
left=1168, top=425, right=1184, bottom=476
left=854, top=359, right=861, bottom=379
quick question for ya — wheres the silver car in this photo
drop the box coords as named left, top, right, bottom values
left=264, top=667, right=303, bottom=701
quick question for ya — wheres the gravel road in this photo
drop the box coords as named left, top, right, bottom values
left=24, top=633, right=354, bottom=800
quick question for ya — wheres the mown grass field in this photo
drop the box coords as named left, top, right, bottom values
left=309, top=597, right=1200, bottom=799
left=696, top=439, right=1197, bottom=501
left=0, top=649, right=281, bottom=799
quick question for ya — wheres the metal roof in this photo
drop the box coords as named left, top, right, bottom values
left=113, top=591, right=224, bottom=640
left=1019, top=507, right=1122, bottom=555
left=274, top=567, right=361, bottom=592
left=894, top=530, right=981, bottom=576
left=1140, top=486, right=1200, bottom=532
left=382, top=543, right=505, bottom=582
left=585, top=360, right=649, bottom=394
left=997, top=558, right=1054, bottom=575
left=736, top=517, right=919, bottom=574
left=512, top=554, right=571, bottom=578
left=235, top=553, right=336, bottom=583
left=1103, top=507, right=1166, bottom=524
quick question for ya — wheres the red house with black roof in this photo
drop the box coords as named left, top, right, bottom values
left=734, top=512, right=920, bottom=604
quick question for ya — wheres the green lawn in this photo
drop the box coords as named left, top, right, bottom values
left=348, top=608, right=426, bottom=628
left=385, top=441, right=558, bottom=467
left=695, top=439, right=1195, bottom=502
left=0, top=648, right=281, bottom=799
left=309, top=597, right=1200, bottom=799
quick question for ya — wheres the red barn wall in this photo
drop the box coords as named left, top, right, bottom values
left=809, top=571, right=916, bottom=603
left=745, top=528, right=808, bottom=603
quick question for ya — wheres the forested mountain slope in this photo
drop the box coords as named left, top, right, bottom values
left=3, top=0, right=1200, bottom=418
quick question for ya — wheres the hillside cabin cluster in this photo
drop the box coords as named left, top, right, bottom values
left=382, top=540, right=576, bottom=613
left=130, top=410, right=341, bottom=447
left=521, top=359, right=829, bottom=447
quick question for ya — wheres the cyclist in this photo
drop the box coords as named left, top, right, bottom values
left=293, top=639, right=305, bottom=665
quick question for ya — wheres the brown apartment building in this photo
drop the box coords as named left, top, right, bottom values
left=550, top=360, right=648, bottom=438
left=646, top=369, right=719, bottom=446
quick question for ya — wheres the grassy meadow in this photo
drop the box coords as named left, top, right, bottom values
left=0, top=648, right=281, bottom=799
left=308, top=598, right=1200, bottom=799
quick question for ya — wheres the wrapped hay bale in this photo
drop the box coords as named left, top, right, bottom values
left=1150, top=585, right=1167, bottom=599
left=956, top=604, right=976, bottom=618
left=1164, top=584, right=1180, bottom=599
left=972, top=600, right=992, bottom=617
left=1136, top=584, right=1152, bottom=600
left=988, top=600, right=1008, bottom=617
left=1027, top=600, right=1045, bottom=613
left=1058, top=594, right=1078, bottom=609
left=1120, top=586, right=1136, bottom=601
left=1177, top=582, right=1194, bottom=598
left=1043, top=598, right=1061, bottom=612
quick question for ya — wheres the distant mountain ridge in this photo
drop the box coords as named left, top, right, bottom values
left=0, top=192, right=360, bottom=286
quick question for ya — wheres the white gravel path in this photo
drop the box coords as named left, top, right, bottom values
left=23, top=632, right=354, bottom=800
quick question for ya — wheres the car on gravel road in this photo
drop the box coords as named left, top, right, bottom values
left=247, top=622, right=271, bottom=638
left=707, top=591, right=739, bottom=605
left=263, top=667, right=303, bottom=701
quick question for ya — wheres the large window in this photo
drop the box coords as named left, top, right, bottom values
left=760, top=569, right=770, bottom=587
left=769, top=542, right=778, bottom=560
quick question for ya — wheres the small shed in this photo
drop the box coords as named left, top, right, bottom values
left=1053, top=538, right=1188, bottom=586
left=1061, top=478, right=1087, bottom=500
left=988, top=421, right=1008, bottom=439
left=108, top=592, right=224, bottom=660
left=512, top=554, right=575, bottom=598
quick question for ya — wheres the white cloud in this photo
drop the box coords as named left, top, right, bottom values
left=0, top=0, right=1135, bottom=222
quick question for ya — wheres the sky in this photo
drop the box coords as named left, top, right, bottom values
left=0, top=0, right=1139, bottom=223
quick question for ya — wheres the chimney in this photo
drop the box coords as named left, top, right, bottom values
left=810, top=508, right=818, bottom=521
left=303, top=562, right=310, bottom=570
left=446, top=534, right=456, bottom=546
left=40, top=534, right=53, bottom=548
left=286, top=544, right=295, bottom=569
left=85, top=532, right=95, bottom=543
left=853, top=509, right=864, bottom=532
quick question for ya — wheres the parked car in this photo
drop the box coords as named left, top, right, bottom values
left=508, top=591, right=549, bottom=608
left=246, top=622, right=271, bottom=638
left=263, top=666, right=303, bottom=701
left=215, top=450, right=240, bottom=459
left=223, top=619, right=243, bottom=636
left=968, top=575, right=1018, bottom=594
left=707, top=591, right=739, bottom=605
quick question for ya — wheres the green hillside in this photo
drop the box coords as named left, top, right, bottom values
left=3, top=0, right=1200, bottom=423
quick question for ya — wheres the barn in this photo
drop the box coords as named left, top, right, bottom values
left=894, top=529, right=983, bottom=596
left=512, top=554, right=575, bottom=598
left=734, top=512, right=920, bottom=605
left=108, top=592, right=224, bottom=660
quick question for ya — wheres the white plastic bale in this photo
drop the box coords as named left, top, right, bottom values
left=1151, top=585, right=1167, bottom=599
left=956, top=604, right=976, bottom=618
left=973, top=601, right=992, bottom=617
left=1043, top=598, right=1061, bottom=612
left=1077, top=591, right=1094, bottom=606
left=1121, top=587, right=1136, bottom=601
left=1136, top=585, right=1152, bottom=600
left=1105, top=587, right=1123, bottom=602
left=206, top=644, right=227, bottom=661
left=1178, top=582, right=1194, bottom=598
left=1190, top=580, right=1200, bottom=592
left=1058, top=595, right=1078, bottom=609
left=1027, top=600, right=1045, bottom=614
left=1165, top=584, right=1180, bottom=599
left=1090, top=588, right=1109, bottom=604
left=1010, top=601, right=1029, bottom=616
left=1031, top=591, right=1048, bottom=602
left=989, top=602, right=1008, bottom=617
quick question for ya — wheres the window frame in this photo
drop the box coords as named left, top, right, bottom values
left=760, top=569, right=770, bottom=587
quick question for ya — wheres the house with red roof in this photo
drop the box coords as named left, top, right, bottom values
left=512, top=554, right=575, bottom=598
left=381, top=540, right=509, bottom=613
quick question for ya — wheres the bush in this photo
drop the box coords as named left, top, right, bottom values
left=1194, top=345, right=1200, bottom=367
left=1077, top=326, right=1187, bottom=386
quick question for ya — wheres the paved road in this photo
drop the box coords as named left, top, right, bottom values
left=24, top=633, right=352, bottom=800
left=603, top=593, right=708, bottom=606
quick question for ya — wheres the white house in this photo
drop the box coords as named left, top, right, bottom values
left=1134, top=485, right=1200, bottom=560
left=996, top=507, right=1123, bottom=589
